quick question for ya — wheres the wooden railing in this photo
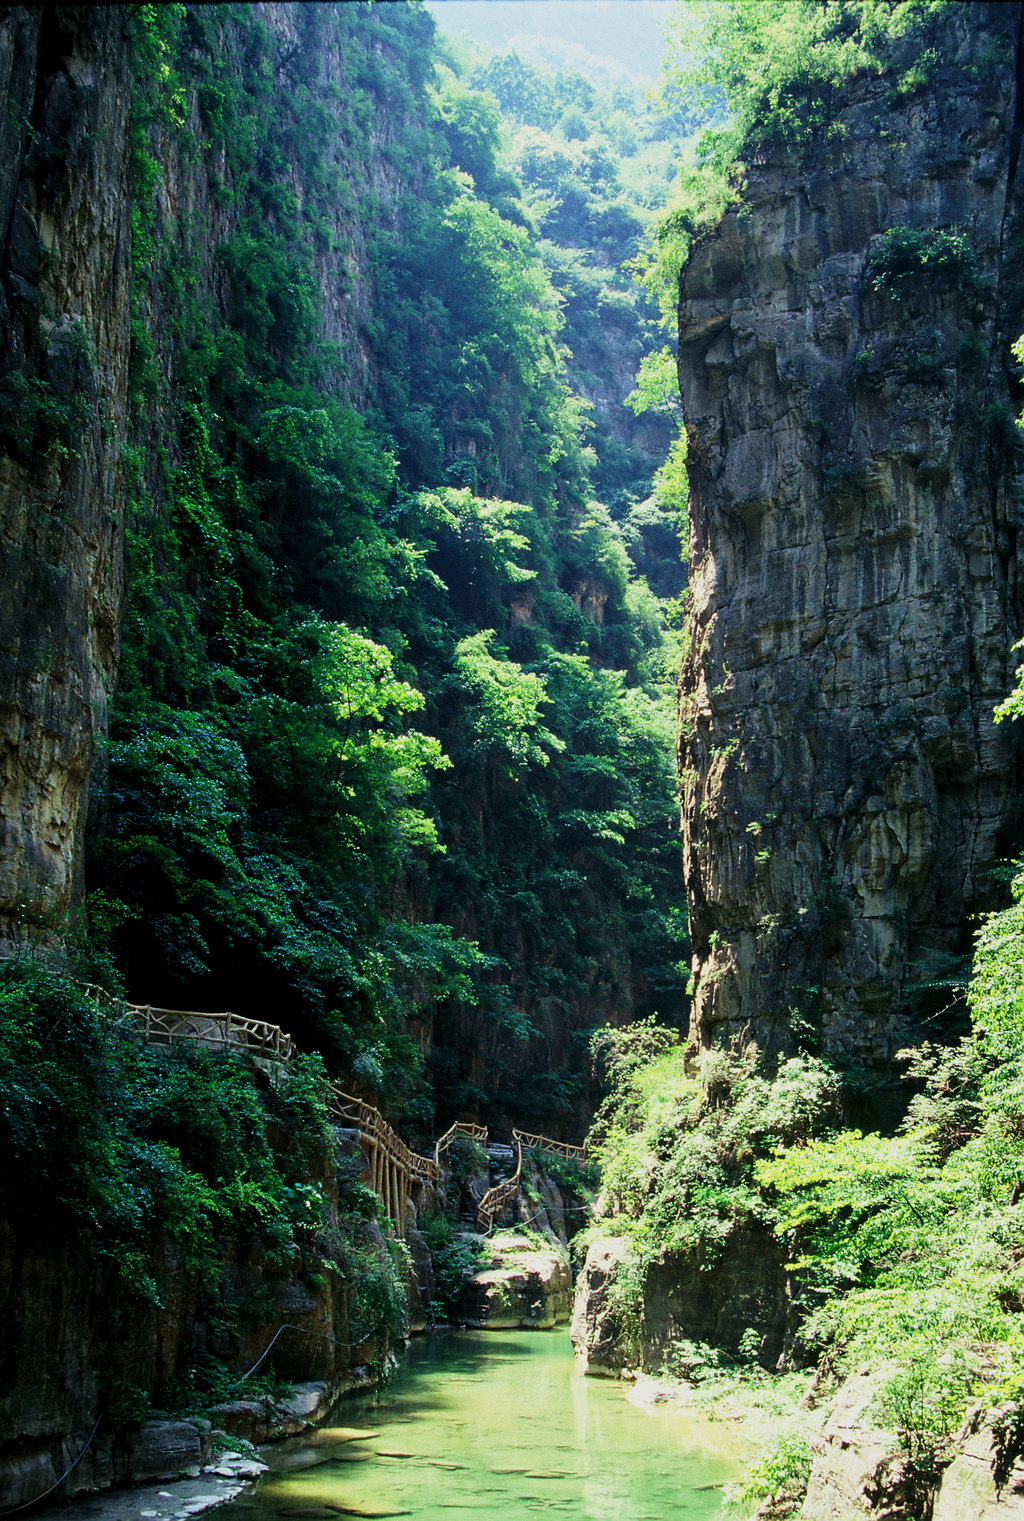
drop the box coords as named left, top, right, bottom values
left=476, top=1129, right=587, bottom=1233
left=434, top=1119, right=488, bottom=1170
left=476, top=1130, right=521, bottom=1233
left=514, top=1129, right=586, bottom=1163
left=325, top=1085, right=439, bottom=1235
left=130, top=1004, right=295, bottom=1061
left=326, top=1086, right=439, bottom=1185
left=102, top=988, right=584, bottom=1239
left=109, top=996, right=436, bottom=1235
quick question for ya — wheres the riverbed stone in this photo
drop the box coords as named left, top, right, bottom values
left=931, top=1424, right=1024, bottom=1520
left=205, top=1401, right=270, bottom=1445
left=128, top=1422, right=206, bottom=1483
left=457, top=1235, right=571, bottom=1328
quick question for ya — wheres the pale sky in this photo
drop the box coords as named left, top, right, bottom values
left=422, top=1, right=678, bottom=84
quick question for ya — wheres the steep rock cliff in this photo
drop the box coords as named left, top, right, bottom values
left=0, top=2, right=422, bottom=950
left=679, top=1, right=1024, bottom=1060
left=0, top=5, right=132, bottom=945
left=0, top=1133, right=399, bottom=1510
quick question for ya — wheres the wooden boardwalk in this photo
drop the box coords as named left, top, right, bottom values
left=106, top=995, right=585, bottom=1236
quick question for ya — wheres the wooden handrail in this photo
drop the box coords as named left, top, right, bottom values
left=513, top=1129, right=586, bottom=1163
left=477, top=1132, right=522, bottom=1233
left=106, top=990, right=585, bottom=1238
left=434, top=1119, right=488, bottom=1170
left=326, top=1085, right=439, bottom=1185
left=476, top=1129, right=587, bottom=1232
left=130, top=1004, right=295, bottom=1061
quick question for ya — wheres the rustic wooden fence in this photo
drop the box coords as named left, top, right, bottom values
left=93, top=991, right=585, bottom=1239
left=433, top=1119, right=488, bottom=1169
left=131, top=1003, right=295, bottom=1061
left=325, top=1085, right=439, bottom=1235
left=475, top=1128, right=587, bottom=1233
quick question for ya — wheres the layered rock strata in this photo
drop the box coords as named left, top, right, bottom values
left=457, top=1235, right=572, bottom=1329
left=678, top=1, right=1024, bottom=1059
left=571, top=1230, right=789, bottom=1375
left=0, top=6, right=133, bottom=944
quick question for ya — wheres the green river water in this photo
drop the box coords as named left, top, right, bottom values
left=227, top=1330, right=741, bottom=1521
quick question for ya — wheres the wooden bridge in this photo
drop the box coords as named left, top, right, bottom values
left=101, top=994, right=586, bottom=1237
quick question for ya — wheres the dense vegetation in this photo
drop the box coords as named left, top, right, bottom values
left=575, top=3, right=1024, bottom=1515
left=68, top=1, right=694, bottom=1135
left=0, top=0, right=697, bottom=1407
left=9, top=4, right=1023, bottom=1504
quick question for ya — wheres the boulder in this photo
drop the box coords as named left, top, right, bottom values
left=128, top=1421, right=206, bottom=1483
left=457, top=1235, right=571, bottom=1328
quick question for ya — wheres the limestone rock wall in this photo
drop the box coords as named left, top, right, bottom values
left=0, top=3, right=423, bottom=952
left=678, top=1, right=1024, bottom=1059
left=0, top=6, right=133, bottom=945
left=571, top=1229, right=790, bottom=1376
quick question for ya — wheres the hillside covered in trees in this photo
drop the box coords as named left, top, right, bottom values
left=1, top=1, right=694, bottom=1143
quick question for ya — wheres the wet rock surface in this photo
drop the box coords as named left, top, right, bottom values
left=570, top=1236, right=635, bottom=1376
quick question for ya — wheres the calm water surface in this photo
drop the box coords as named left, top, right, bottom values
left=228, top=1331, right=740, bottom=1521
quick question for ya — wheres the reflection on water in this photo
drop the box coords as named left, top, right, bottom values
left=225, top=1331, right=740, bottom=1521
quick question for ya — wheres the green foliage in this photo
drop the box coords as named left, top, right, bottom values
left=666, top=0, right=949, bottom=158
left=968, top=873, right=1024, bottom=1044
left=83, top=0, right=692, bottom=1133
left=420, top=1215, right=485, bottom=1320
left=0, top=371, right=90, bottom=464
left=590, top=1035, right=840, bottom=1271
left=626, top=348, right=680, bottom=422
left=443, top=1135, right=490, bottom=1188
left=160, top=1354, right=291, bottom=1421
left=0, top=960, right=333, bottom=1290
left=723, top=1433, right=811, bottom=1519
left=865, top=224, right=980, bottom=302
left=752, top=1034, right=1024, bottom=1464
left=524, top=1147, right=600, bottom=1196
left=650, top=434, right=689, bottom=543
left=345, top=1235, right=411, bottom=1350
left=641, top=1, right=953, bottom=316
left=451, top=630, right=563, bottom=774
left=973, top=653, right=1024, bottom=1046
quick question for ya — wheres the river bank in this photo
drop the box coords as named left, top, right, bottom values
left=36, top=1331, right=744, bottom=1521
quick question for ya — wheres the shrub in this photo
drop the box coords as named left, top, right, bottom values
left=864, top=225, right=980, bottom=303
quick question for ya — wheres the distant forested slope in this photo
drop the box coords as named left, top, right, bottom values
left=63, top=1, right=693, bottom=1133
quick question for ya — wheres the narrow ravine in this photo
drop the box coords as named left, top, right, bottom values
left=224, top=1332, right=740, bottom=1521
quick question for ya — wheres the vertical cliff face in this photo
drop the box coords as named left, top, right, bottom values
left=0, top=6, right=132, bottom=945
left=0, top=2, right=425, bottom=949
left=679, top=2, right=1024, bottom=1061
